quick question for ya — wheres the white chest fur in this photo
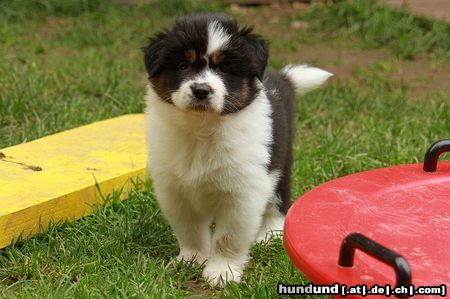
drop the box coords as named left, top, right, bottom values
left=145, top=85, right=278, bottom=214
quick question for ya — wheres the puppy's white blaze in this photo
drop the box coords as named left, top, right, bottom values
left=171, top=69, right=227, bottom=113
left=282, top=64, right=333, bottom=95
left=207, top=21, right=231, bottom=54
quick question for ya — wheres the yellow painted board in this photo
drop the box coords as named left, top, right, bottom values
left=0, top=114, right=147, bottom=249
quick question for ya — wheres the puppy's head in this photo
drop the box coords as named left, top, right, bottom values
left=143, top=13, right=268, bottom=114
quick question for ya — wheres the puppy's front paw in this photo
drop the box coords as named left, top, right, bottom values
left=202, top=260, right=242, bottom=287
left=176, top=249, right=207, bottom=264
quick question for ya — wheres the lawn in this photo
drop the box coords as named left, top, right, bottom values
left=0, top=0, right=449, bottom=298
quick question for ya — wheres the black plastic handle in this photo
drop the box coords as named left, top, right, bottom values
left=423, top=139, right=450, bottom=172
left=338, top=233, right=412, bottom=298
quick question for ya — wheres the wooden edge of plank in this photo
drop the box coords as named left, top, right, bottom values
left=0, top=169, right=146, bottom=249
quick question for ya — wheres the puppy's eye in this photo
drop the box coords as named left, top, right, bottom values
left=178, top=63, right=188, bottom=70
left=219, top=65, right=230, bottom=74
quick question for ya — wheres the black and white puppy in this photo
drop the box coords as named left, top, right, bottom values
left=143, top=13, right=331, bottom=286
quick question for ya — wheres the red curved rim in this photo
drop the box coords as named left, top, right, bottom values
left=284, top=162, right=450, bottom=298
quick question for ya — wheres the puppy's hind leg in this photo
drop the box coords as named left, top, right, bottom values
left=155, top=186, right=211, bottom=264
left=257, top=163, right=291, bottom=242
left=256, top=202, right=285, bottom=243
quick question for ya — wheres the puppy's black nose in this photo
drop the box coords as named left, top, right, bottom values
left=190, top=83, right=212, bottom=100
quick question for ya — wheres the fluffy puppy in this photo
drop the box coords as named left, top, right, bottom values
left=143, top=13, right=331, bottom=286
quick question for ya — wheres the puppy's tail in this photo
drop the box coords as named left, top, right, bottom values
left=281, top=64, right=333, bottom=95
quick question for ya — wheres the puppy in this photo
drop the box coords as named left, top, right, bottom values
left=143, top=13, right=331, bottom=286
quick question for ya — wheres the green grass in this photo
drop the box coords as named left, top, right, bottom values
left=0, top=0, right=449, bottom=298
left=301, top=0, right=450, bottom=60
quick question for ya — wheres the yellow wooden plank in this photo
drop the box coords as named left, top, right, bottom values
left=0, top=114, right=146, bottom=249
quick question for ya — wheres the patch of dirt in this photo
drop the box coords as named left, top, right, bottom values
left=35, top=17, right=69, bottom=40
left=231, top=1, right=310, bottom=38
left=391, top=58, right=450, bottom=99
left=281, top=45, right=450, bottom=99
left=223, top=0, right=309, bottom=5
left=45, top=17, right=69, bottom=27
left=230, top=2, right=450, bottom=100
left=280, top=45, right=390, bottom=79
left=183, top=280, right=215, bottom=298
left=385, top=0, right=450, bottom=22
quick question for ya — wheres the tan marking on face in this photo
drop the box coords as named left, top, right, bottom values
left=185, top=49, right=197, bottom=65
left=150, top=76, right=171, bottom=103
left=210, top=51, right=224, bottom=65
left=235, top=79, right=250, bottom=110
left=241, top=79, right=249, bottom=101
left=215, top=234, right=240, bottom=258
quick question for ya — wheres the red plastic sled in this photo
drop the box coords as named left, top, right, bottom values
left=284, top=139, right=450, bottom=298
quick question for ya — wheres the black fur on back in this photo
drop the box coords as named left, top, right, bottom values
left=264, top=71, right=296, bottom=214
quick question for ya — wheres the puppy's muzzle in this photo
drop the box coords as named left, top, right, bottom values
left=190, top=83, right=213, bottom=101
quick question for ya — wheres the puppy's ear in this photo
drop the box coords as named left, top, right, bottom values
left=143, top=32, right=167, bottom=78
left=241, top=27, right=269, bottom=80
